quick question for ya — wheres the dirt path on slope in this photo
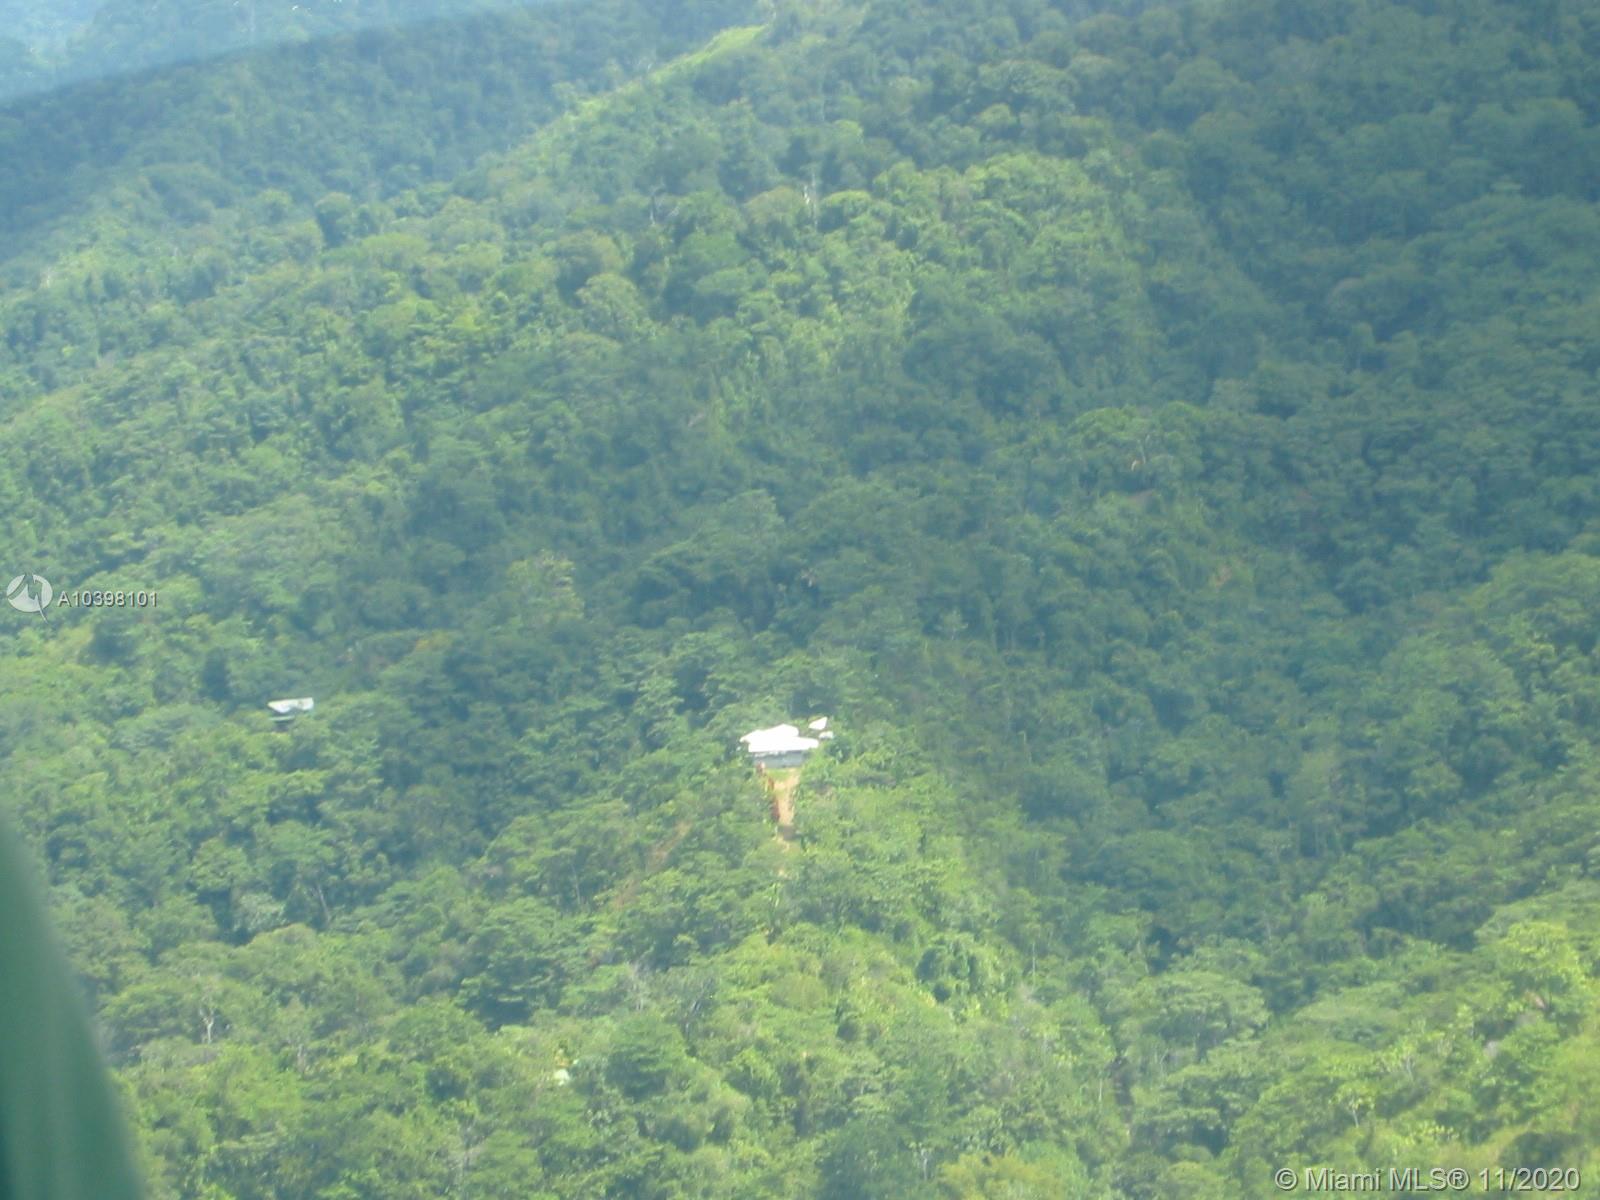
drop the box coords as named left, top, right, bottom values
left=764, top=768, right=799, bottom=845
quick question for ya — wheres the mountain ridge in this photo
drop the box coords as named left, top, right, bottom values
left=1, top=0, right=1598, bottom=1195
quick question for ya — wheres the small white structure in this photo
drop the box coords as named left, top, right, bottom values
left=741, top=718, right=831, bottom=768
left=267, top=697, right=315, bottom=727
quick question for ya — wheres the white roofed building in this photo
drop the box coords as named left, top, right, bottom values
left=740, top=719, right=832, bottom=768
left=267, top=697, right=315, bottom=727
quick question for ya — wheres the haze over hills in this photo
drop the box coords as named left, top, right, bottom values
left=2, top=0, right=1599, bottom=1195
left=0, top=0, right=592, bottom=102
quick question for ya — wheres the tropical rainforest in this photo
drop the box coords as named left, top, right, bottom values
left=2, top=0, right=1599, bottom=1195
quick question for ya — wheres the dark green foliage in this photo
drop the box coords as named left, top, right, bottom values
left=1, top=0, right=1599, bottom=1195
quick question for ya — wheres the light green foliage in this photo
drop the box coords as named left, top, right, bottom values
left=0, top=0, right=1598, bottom=1195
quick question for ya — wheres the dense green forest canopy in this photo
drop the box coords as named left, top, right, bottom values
left=2, top=0, right=1599, bottom=1195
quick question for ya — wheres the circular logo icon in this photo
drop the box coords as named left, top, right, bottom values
left=5, top=574, right=53, bottom=613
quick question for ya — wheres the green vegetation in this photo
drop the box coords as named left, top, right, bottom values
left=1, top=0, right=1599, bottom=1195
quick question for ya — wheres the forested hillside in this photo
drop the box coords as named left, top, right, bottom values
left=3, top=0, right=1599, bottom=1195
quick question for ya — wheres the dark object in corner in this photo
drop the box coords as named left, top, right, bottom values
left=0, top=816, right=143, bottom=1200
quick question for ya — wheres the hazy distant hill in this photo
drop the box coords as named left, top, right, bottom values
left=0, top=0, right=100, bottom=57
left=0, top=0, right=757, bottom=290
left=0, top=0, right=586, bottom=101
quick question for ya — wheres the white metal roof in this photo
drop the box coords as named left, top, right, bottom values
left=267, top=697, right=315, bottom=715
left=740, top=723, right=820, bottom=756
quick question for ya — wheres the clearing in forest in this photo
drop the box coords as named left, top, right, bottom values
left=763, top=767, right=800, bottom=845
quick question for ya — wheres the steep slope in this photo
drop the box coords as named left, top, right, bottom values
left=0, top=0, right=1598, bottom=1196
